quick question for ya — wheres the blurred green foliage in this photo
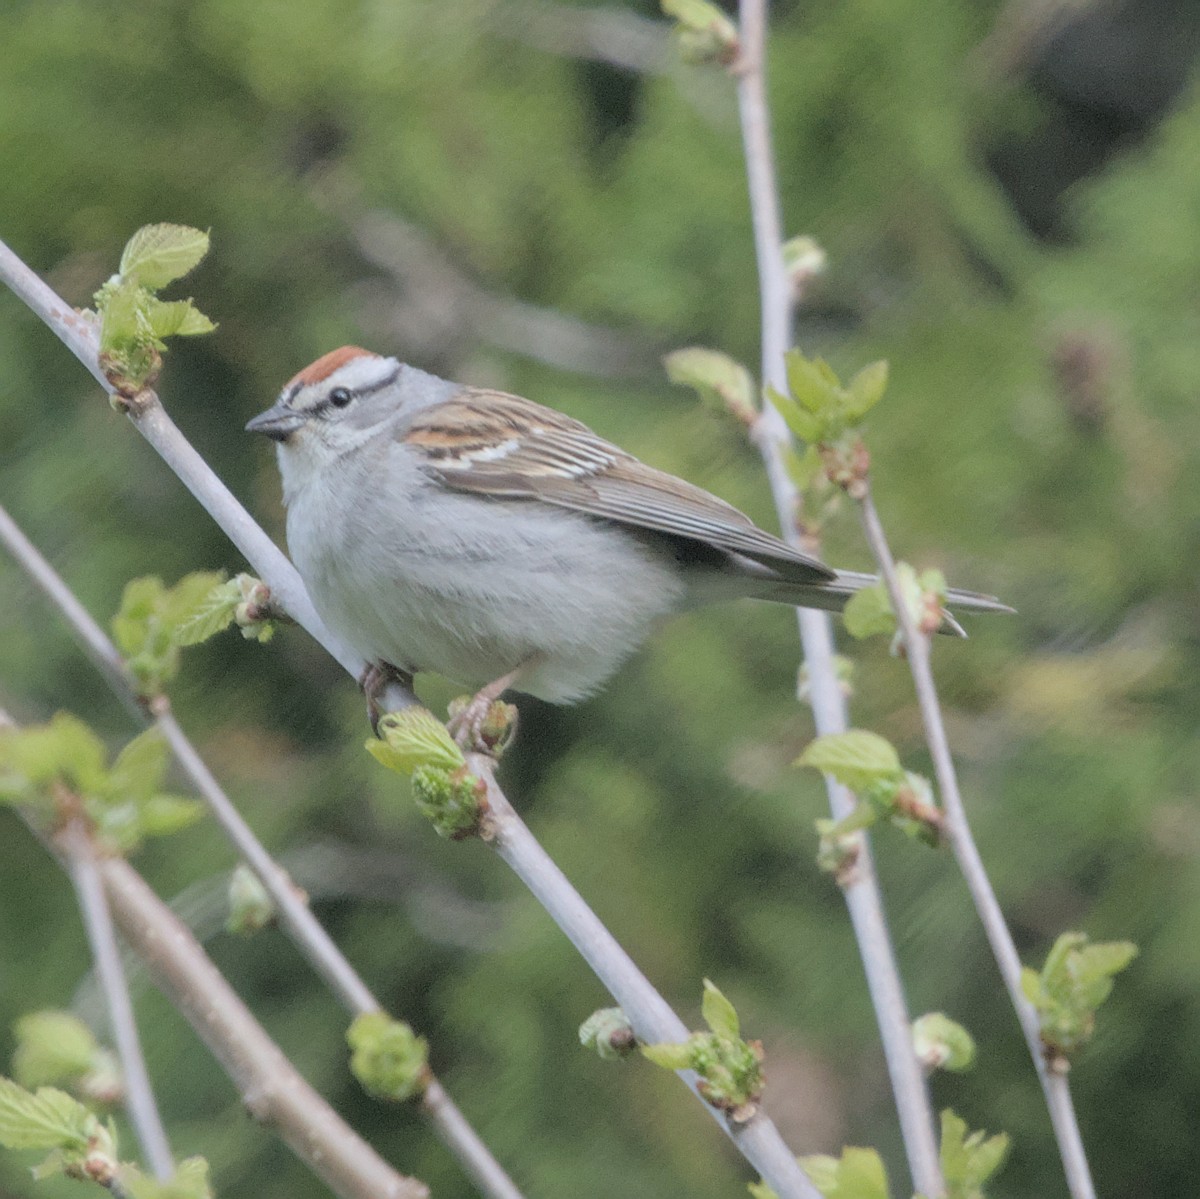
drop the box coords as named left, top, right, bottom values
left=2, top=1, right=1198, bottom=1196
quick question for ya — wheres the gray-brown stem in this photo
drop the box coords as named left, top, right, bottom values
left=99, top=857, right=429, bottom=1199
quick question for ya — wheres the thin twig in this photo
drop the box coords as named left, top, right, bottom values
left=59, top=819, right=175, bottom=1181
left=733, top=2, right=946, bottom=1194
left=858, top=486, right=1097, bottom=1199
left=0, top=235, right=819, bottom=1198
left=0, top=501, right=526, bottom=1199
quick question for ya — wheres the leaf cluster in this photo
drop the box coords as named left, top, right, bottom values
left=94, top=225, right=216, bottom=393
left=1021, top=933, right=1138, bottom=1063
left=173, top=574, right=278, bottom=648
left=111, top=572, right=227, bottom=697
left=0, top=716, right=202, bottom=853
left=641, top=981, right=764, bottom=1119
left=798, top=730, right=943, bottom=858
left=754, top=1111, right=1006, bottom=1199
left=366, top=710, right=488, bottom=839
left=0, top=1074, right=211, bottom=1196
left=0, top=1075, right=117, bottom=1186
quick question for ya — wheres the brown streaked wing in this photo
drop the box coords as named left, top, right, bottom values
left=403, top=389, right=835, bottom=582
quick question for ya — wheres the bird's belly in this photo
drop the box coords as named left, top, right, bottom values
left=288, top=487, right=685, bottom=703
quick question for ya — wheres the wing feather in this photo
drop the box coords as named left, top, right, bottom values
left=403, top=390, right=834, bottom=583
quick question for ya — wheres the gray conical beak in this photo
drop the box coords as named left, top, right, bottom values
left=245, top=402, right=305, bottom=442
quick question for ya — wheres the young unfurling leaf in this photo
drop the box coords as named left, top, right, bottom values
left=797, top=730, right=903, bottom=792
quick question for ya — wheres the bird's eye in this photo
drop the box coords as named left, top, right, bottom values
left=328, top=387, right=353, bottom=409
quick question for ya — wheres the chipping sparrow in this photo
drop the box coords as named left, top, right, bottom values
left=246, top=347, right=1008, bottom=719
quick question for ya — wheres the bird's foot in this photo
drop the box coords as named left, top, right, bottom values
left=447, top=671, right=521, bottom=755
left=359, top=661, right=415, bottom=735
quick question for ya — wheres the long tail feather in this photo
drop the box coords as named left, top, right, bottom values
left=750, top=569, right=1014, bottom=637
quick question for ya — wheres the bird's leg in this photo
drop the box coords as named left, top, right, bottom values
left=447, top=667, right=523, bottom=753
left=359, top=661, right=415, bottom=735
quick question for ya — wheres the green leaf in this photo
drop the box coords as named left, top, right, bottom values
left=1024, top=933, right=1138, bottom=1058
left=747, top=1182, right=778, bottom=1199
left=119, top=224, right=210, bottom=290
left=368, top=708, right=466, bottom=776
left=843, top=360, right=889, bottom=422
left=96, top=227, right=216, bottom=388
left=0, top=1078, right=95, bottom=1151
left=97, top=278, right=144, bottom=354
left=12, top=1013, right=101, bottom=1090
left=797, top=730, right=904, bottom=791
left=661, top=0, right=734, bottom=32
left=819, top=804, right=878, bottom=838
left=0, top=717, right=86, bottom=792
left=143, top=298, right=217, bottom=341
left=0, top=713, right=111, bottom=808
left=1019, top=966, right=1045, bottom=1006
left=785, top=352, right=842, bottom=418
left=90, top=793, right=203, bottom=853
left=1072, top=940, right=1138, bottom=1007
left=161, top=571, right=228, bottom=628
left=770, top=385, right=825, bottom=443
left=798, top=1155, right=840, bottom=1192
left=111, top=576, right=166, bottom=656
left=918, top=568, right=948, bottom=603
left=639, top=1041, right=694, bottom=1072
left=112, top=572, right=228, bottom=693
left=174, top=578, right=240, bottom=646
left=107, top=729, right=169, bottom=805
left=121, top=1157, right=213, bottom=1199
left=940, top=1109, right=1008, bottom=1198
left=52, top=714, right=109, bottom=794
left=798, top=1147, right=889, bottom=1199
left=346, top=1013, right=429, bottom=1102
left=136, top=794, right=205, bottom=838
left=842, top=582, right=895, bottom=640
left=912, top=1013, right=976, bottom=1072
left=701, top=979, right=740, bottom=1040
left=664, top=347, right=756, bottom=422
